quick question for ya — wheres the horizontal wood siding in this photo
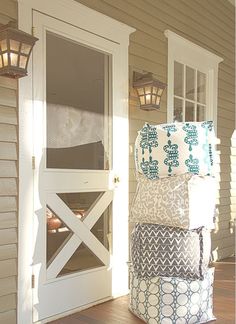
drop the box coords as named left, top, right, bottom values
left=0, top=1, right=18, bottom=323
left=77, top=0, right=235, bottom=259
left=0, top=0, right=233, bottom=320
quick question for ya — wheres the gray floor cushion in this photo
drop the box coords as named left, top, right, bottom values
left=131, top=223, right=211, bottom=280
left=130, top=173, right=216, bottom=230
left=129, top=265, right=216, bottom=324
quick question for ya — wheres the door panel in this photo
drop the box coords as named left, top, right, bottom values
left=46, top=191, right=112, bottom=279
left=32, top=11, right=121, bottom=321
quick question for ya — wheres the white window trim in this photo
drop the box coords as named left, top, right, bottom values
left=165, top=30, right=223, bottom=131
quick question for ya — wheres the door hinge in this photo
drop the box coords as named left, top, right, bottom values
left=31, top=274, right=35, bottom=289
left=32, top=26, right=36, bottom=37
left=32, top=156, right=35, bottom=170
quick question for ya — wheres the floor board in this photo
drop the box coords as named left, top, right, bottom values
left=49, top=257, right=235, bottom=323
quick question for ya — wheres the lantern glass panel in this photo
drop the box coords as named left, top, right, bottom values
left=0, top=39, right=7, bottom=52
left=10, top=53, right=18, bottom=66
left=140, top=96, right=145, bottom=105
left=10, top=39, right=20, bottom=52
left=155, top=96, right=160, bottom=106
left=19, top=55, right=27, bottom=68
left=21, top=43, right=31, bottom=55
left=0, top=56, right=2, bottom=68
left=146, top=94, right=151, bottom=104
left=152, top=86, right=158, bottom=95
left=3, top=53, right=8, bottom=66
left=137, top=87, right=144, bottom=96
left=145, top=86, right=151, bottom=94
left=157, top=88, right=163, bottom=96
left=152, top=95, right=156, bottom=104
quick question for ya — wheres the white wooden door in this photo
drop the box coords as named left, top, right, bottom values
left=32, top=11, right=128, bottom=322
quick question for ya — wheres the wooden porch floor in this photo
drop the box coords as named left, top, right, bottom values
left=49, top=257, right=235, bottom=324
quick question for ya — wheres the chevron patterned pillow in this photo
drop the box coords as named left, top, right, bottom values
left=129, top=265, right=216, bottom=324
left=130, top=173, right=217, bottom=230
left=134, top=121, right=216, bottom=179
left=131, top=224, right=211, bottom=280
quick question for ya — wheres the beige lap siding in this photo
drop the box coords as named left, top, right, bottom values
left=0, top=0, right=234, bottom=322
left=76, top=0, right=235, bottom=260
left=0, top=1, right=18, bottom=323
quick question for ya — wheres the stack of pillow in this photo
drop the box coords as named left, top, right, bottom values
left=129, top=121, right=217, bottom=324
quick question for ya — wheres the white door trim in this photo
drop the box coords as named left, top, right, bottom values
left=18, top=1, right=135, bottom=323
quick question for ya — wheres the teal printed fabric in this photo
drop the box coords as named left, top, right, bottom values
left=163, top=140, right=179, bottom=176
left=139, top=124, right=158, bottom=154
left=134, top=121, right=216, bottom=179
left=129, top=266, right=216, bottom=324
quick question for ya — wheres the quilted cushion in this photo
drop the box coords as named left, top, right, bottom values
left=134, top=121, right=216, bottom=179
left=130, top=173, right=217, bottom=230
left=131, top=224, right=211, bottom=280
left=129, top=265, right=216, bottom=324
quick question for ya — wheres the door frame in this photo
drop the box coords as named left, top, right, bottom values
left=18, top=1, right=135, bottom=323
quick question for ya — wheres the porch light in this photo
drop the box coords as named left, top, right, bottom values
left=133, top=72, right=166, bottom=110
left=0, top=22, right=38, bottom=78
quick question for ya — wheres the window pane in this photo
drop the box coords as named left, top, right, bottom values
left=197, top=71, right=206, bottom=104
left=47, top=207, right=72, bottom=266
left=57, top=203, right=111, bottom=277
left=57, top=192, right=102, bottom=221
left=47, top=192, right=111, bottom=277
left=197, top=104, right=206, bottom=121
left=174, top=97, right=183, bottom=122
left=58, top=243, right=105, bottom=276
left=46, top=32, right=110, bottom=170
left=185, top=101, right=195, bottom=121
left=174, top=61, right=184, bottom=97
left=186, top=66, right=195, bottom=101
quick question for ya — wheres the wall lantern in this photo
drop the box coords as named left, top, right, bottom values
left=0, top=22, right=38, bottom=78
left=133, top=72, right=166, bottom=110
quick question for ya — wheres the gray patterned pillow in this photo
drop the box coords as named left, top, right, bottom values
left=130, top=173, right=216, bottom=230
left=134, top=121, right=216, bottom=179
left=131, top=224, right=211, bottom=280
left=129, top=265, right=216, bottom=324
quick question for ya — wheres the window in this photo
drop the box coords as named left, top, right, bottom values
left=173, top=62, right=207, bottom=122
left=165, top=30, right=223, bottom=128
